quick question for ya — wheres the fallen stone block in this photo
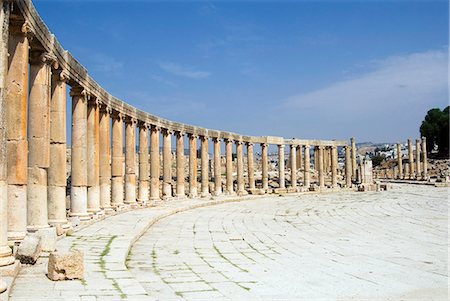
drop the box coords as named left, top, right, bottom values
left=16, top=235, right=41, bottom=265
left=47, top=250, right=84, bottom=281
left=38, top=227, right=57, bottom=252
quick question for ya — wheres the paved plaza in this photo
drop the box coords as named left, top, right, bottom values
left=9, top=184, right=448, bottom=300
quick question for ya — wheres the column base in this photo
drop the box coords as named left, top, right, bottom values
left=7, top=231, right=26, bottom=242
left=69, top=212, right=92, bottom=221
left=0, top=246, right=14, bottom=267
left=0, top=279, right=6, bottom=294
left=26, top=224, right=50, bottom=233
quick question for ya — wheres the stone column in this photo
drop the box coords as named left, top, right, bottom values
left=289, top=145, right=297, bottom=190
left=124, top=117, right=137, bottom=205
left=415, top=139, right=421, bottom=179
left=421, top=137, right=428, bottom=179
left=278, top=144, right=285, bottom=189
left=176, top=131, right=185, bottom=197
left=213, top=137, right=221, bottom=196
left=236, top=141, right=245, bottom=194
left=138, top=123, right=149, bottom=204
left=247, top=142, right=255, bottom=191
left=297, top=145, right=302, bottom=170
left=70, top=87, right=90, bottom=219
left=313, top=148, right=318, bottom=171
left=188, top=134, right=197, bottom=197
left=318, top=146, right=325, bottom=189
left=396, top=143, right=403, bottom=179
left=0, top=1, right=14, bottom=266
left=48, top=70, right=69, bottom=227
left=331, top=146, right=338, bottom=188
left=407, top=139, right=414, bottom=179
left=303, top=145, right=310, bottom=189
left=261, top=143, right=269, bottom=192
left=27, top=52, right=56, bottom=230
left=200, top=136, right=209, bottom=197
left=345, top=146, right=352, bottom=187
left=150, top=126, right=160, bottom=200
left=225, top=139, right=234, bottom=194
left=351, top=137, right=357, bottom=180
left=6, top=20, right=30, bottom=241
left=162, top=129, right=172, bottom=198
left=87, top=99, right=101, bottom=214
left=111, top=112, right=124, bottom=208
left=99, top=105, right=112, bottom=211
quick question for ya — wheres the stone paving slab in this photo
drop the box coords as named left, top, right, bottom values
left=9, top=196, right=259, bottom=301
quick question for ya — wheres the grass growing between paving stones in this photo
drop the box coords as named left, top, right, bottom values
left=213, top=244, right=248, bottom=273
left=98, top=235, right=127, bottom=299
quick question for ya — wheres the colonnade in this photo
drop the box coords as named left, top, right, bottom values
left=0, top=0, right=361, bottom=284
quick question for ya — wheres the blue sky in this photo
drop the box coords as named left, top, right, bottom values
left=35, top=0, right=448, bottom=143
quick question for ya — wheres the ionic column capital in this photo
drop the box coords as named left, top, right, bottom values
left=260, top=142, right=268, bottom=147
left=161, top=128, right=173, bottom=135
left=150, top=125, right=160, bottom=132
left=188, top=133, right=198, bottom=139
left=124, top=116, right=137, bottom=125
left=111, top=110, right=123, bottom=121
left=30, top=51, right=58, bottom=68
left=175, top=130, right=185, bottom=137
left=70, top=86, right=88, bottom=98
left=10, top=20, right=33, bottom=38
left=212, top=137, right=220, bottom=143
left=303, top=144, right=310, bottom=149
left=245, top=141, right=253, bottom=146
left=138, top=121, right=151, bottom=129
left=278, top=144, right=285, bottom=149
left=99, top=104, right=112, bottom=115
left=200, top=135, right=209, bottom=141
left=289, top=144, right=296, bottom=149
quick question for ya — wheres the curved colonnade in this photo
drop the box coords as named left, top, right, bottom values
left=0, top=0, right=359, bottom=275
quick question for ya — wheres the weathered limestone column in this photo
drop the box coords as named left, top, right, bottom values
left=415, top=139, right=421, bottom=179
left=27, top=52, right=56, bottom=230
left=289, top=145, right=297, bottom=190
left=236, top=140, right=245, bottom=194
left=150, top=126, right=160, bottom=200
left=6, top=20, right=30, bottom=241
left=48, top=70, right=69, bottom=227
left=297, top=145, right=302, bottom=170
left=225, top=139, right=234, bottom=194
left=261, top=143, right=269, bottom=192
left=111, top=112, right=124, bottom=208
left=176, top=132, right=185, bottom=197
left=278, top=144, right=285, bottom=189
left=421, top=137, right=428, bottom=179
left=200, top=136, right=209, bottom=197
left=318, top=146, right=325, bottom=189
left=324, top=147, right=329, bottom=174
left=313, top=148, right=318, bottom=171
left=213, top=137, right=222, bottom=196
left=188, top=134, right=197, bottom=197
left=87, top=99, right=101, bottom=214
left=0, top=1, right=14, bottom=266
left=99, top=105, right=112, bottom=211
left=162, top=129, right=172, bottom=198
left=247, top=142, right=255, bottom=191
left=331, top=146, right=338, bottom=188
left=124, top=118, right=137, bottom=205
left=303, top=145, right=310, bottom=189
left=345, top=146, right=352, bottom=187
left=407, top=139, right=414, bottom=179
left=351, top=137, right=357, bottom=180
left=70, top=87, right=90, bottom=219
left=138, top=123, right=149, bottom=204
left=396, top=143, right=403, bottom=179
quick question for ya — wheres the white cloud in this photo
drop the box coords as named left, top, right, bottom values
left=284, top=49, right=448, bottom=113
left=159, top=62, right=211, bottom=79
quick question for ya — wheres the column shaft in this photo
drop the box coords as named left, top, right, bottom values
left=150, top=127, right=160, bottom=200
left=318, top=146, right=324, bottom=188
left=188, top=135, right=197, bottom=197
left=213, top=138, right=221, bottom=195
left=27, top=53, right=54, bottom=230
left=87, top=100, right=100, bottom=213
left=200, top=136, right=209, bottom=197
left=303, top=145, right=310, bottom=189
left=290, top=145, right=297, bottom=189
left=99, top=107, right=112, bottom=210
left=261, top=143, right=269, bottom=191
left=396, top=143, right=403, bottom=179
left=415, top=139, right=421, bottom=179
left=48, top=71, right=69, bottom=226
left=407, top=139, right=414, bottom=178
left=278, top=145, right=285, bottom=189
left=138, top=125, right=149, bottom=203
left=422, top=137, right=428, bottom=179
left=345, top=146, right=352, bottom=187
left=236, top=141, right=245, bottom=194
left=162, top=129, right=172, bottom=198
left=247, top=143, right=255, bottom=190
left=331, top=146, right=337, bottom=188
left=297, top=146, right=302, bottom=170
left=225, top=139, right=233, bottom=194
left=6, top=22, right=29, bottom=241
left=125, top=119, right=136, bottom=204
left=111, top=113, right=124, bottom=207
left=351, top=137, right=357, bottom=179
left=176, top=132, right=185, bottom=197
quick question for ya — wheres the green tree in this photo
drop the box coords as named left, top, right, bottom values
left=371, top=154, right=386, bottom=167
left=420, top=106, right=449, bottom=155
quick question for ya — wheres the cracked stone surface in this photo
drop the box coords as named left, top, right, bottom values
left=9, top=184, right=448, bottom=301
left=127, top=185, right=448, bottom=301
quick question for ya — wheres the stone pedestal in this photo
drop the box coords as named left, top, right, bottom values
left=162, top=129, right=172, bottom=199
left=303, top=145, right=310, bottom=189
left=176, top=132, right=185, bottom=197
left=200, top=136, right=209, bottom=197
left=150, top=126, right=160, bottom=201
left=138, top=124, right=149, bottom=203
left=111, top=112, right=124, bottom=208
left=213, top=138, right=221, bottom=196
left=125, top=118, right=137, bottom=205
left=188, top=134, right=197, bottom=197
